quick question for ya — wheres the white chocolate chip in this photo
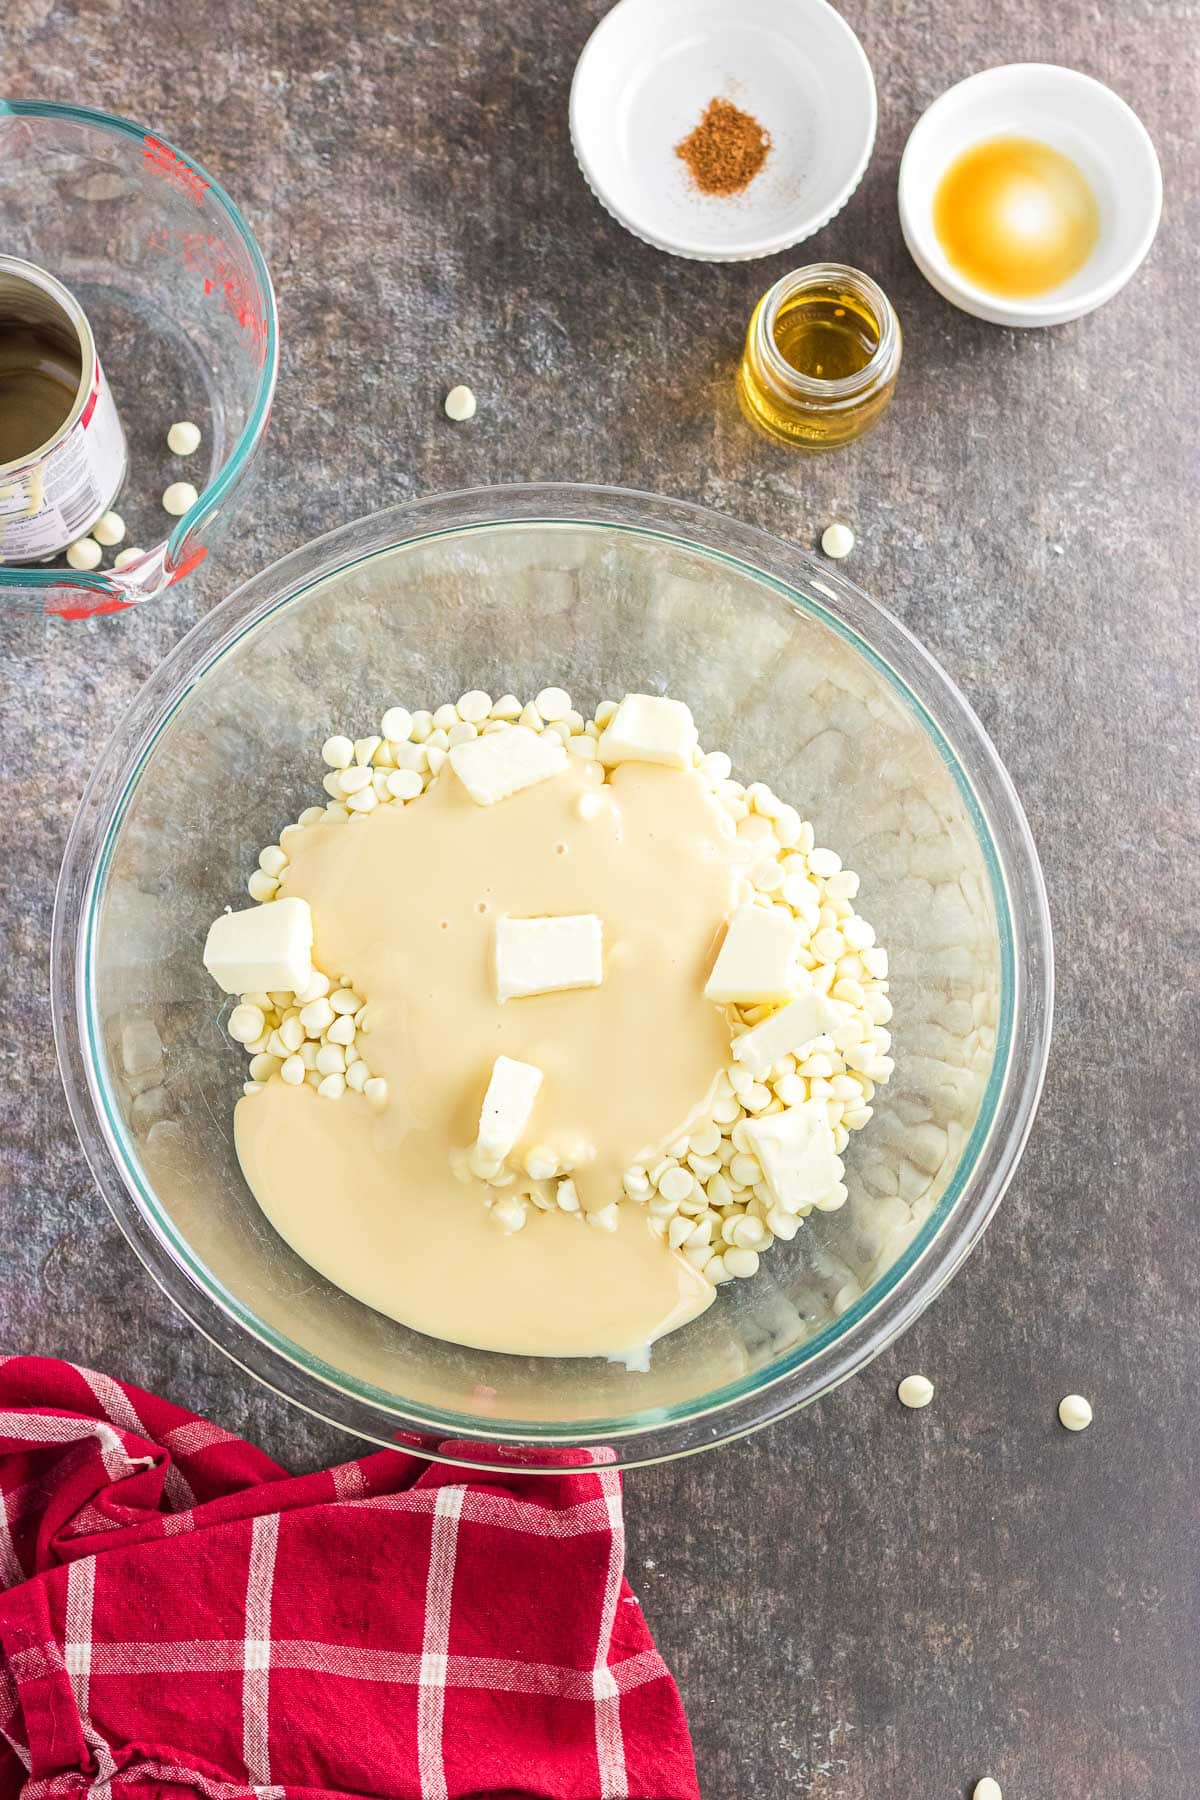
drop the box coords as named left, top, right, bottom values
left=444, top=384, right=477, bottom=421
left=897, top=1374, right=934, bottom=1409
left=167, top=420, right=202, bottom=456
left=1058, top=1394, right=1092, bottom=1432
left=972, top=1781, right=1002, bottom=1800
left=113, top=547, right=145, bottom=570
left=321, top=735, right=353, bottom=769
left=534, top=686, right=571, bottom=722
left=162, top=481, right=198, bottom=516
left=92, top=510, right=125, bottom=546
left=65, top=537, right=102, bottom=571
left=381, top=706, right=413, bottom=742
left=227, top=1004, right=265, bottom=1045
left=821, top=521, right=855, bottom=559
left=457, top=689, right=492, bottom=722
left=299, top=997, right=335, bottom=1036
left=386, top=769, right=423, bottom=801
left=491, top=1195, right=527, bottom=1233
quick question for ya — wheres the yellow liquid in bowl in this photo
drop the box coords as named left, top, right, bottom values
left=933, top=136, right=1100, bottom=299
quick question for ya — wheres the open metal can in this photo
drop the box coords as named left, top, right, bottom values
left=0, top=256, right=127, bottom=564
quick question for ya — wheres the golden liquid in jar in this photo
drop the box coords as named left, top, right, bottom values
left=933, top=136, right=1100, bottom=299
left=0, top=322, right=81, bottom=464
left=737, top=278, right=898, bottom=449
left=771, top=287, right=879, bottom=382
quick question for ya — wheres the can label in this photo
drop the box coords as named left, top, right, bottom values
left=0, top=352, right=126, bottom=563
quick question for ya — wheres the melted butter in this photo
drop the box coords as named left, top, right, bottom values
left=934, top=136, right=1099, bottom=299
left=234, top=758, right=743, bottom=1357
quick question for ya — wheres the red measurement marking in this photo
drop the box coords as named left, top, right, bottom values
left=143, top=135, right=210, bottom=208
left=47, top=589, right=133, bottom=621
left=168, top=545, right=208, bottom=585
left=143, top=224, right=270, bottom=368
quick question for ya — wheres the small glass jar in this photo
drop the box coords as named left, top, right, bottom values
left=737, top=263, right=902, bottom=451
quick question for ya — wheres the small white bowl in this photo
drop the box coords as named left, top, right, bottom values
left=898, top=64, right=1162, bottom=327
left=570, top=0, right=877, bottom=262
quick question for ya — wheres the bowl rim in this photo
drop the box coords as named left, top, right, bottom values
left=896, top=62, right=1163, bottom=327
left=0, top=98, right=278, bottom=601
left=569, top=0, right=878, bottom=262
left=52, top=483, right=1054, bottom=1470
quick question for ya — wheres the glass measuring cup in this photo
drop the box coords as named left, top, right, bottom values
left=0, top=101, right=277, bottom=618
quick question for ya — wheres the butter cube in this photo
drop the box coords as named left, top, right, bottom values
left=705, top=905, right=804, bottom=1005
left=597, top=694, right=698, bottom=770
left=203, top=897, right=313, bottom=996
left=730, top=990, right=842, bottom=1076
left=478, top=1054, right=543, bottom=1158
left=745, top=1102, right=844, bottom=1215
left=495, top=914, right=603, bottom=1002
left=449, top=726, right=567, bottom=805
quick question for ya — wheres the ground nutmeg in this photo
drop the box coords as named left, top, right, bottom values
left=675, top=97, right=771, bottom=198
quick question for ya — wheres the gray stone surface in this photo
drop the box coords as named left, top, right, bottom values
left=2, top=3, right=1197, bottom=1796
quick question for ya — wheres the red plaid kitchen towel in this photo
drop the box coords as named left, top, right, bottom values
left=0, top=1357, right=699, bottom=1800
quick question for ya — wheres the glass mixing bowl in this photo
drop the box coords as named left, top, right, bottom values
left=52, top=486, right=1052, bottom=1469
left=0, top=100, right=276, bottom=616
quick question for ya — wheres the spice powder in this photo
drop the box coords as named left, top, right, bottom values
left=676, top=98, right=771, bottom=197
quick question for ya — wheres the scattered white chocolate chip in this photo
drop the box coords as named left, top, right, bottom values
left=321, top=735, right=354, bottom=769
left=167, top=419, right=202, bottom=456
left=381, top=706, right=413, bottom=742
left=299, top=996, right=335, bottom=1036
left=113, top=546, right=145, bottom=570
left=162, top=481, right=198, bottom=516
left=821, top=521, right=855, bottom=559
left=973, top=1780, right=1002, bottom=1800
left=491, top=1195, right=527, bottom=1233
left=897, top=1374, right=934, bottom=1409
left=1058, top=1393, right=1092, bottom=1432
left=227, top=1003, right=265, bottom=1045
left=91, top=510, right=126, bottom=547
left=444, top=384, right=476, bottom=421
left=534, top=686, right=571, bottom=722
left=65, top=537, right=102, bottom=571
